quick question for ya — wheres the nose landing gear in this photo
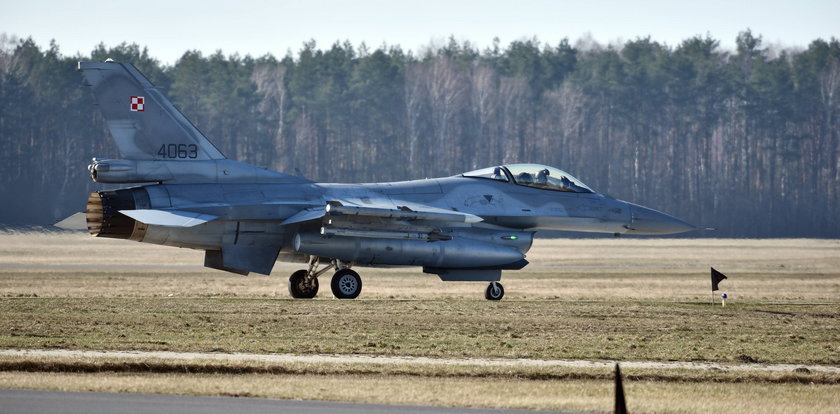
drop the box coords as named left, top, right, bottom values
left=485, top=281, right=504, bottom=301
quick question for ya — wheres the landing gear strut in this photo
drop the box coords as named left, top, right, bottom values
left=288, top=257, right=362, bottom=299
left=485, top=281, right=504, bottom=301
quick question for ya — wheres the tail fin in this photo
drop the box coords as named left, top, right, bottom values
left=78, top=61, right=225, bottom=161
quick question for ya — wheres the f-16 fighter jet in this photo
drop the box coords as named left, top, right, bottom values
left=76, top=61, right=696, bottom=300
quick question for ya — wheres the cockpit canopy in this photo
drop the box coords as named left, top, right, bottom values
left=463, top=164, right=594, bottom=193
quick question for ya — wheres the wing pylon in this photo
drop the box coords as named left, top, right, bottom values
left=326, top=203, right=482, bottom=224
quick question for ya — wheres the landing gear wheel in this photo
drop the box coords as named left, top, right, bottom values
left=485, top=282, right=504, bottom=301
left=288, top=269, right=319, bottom=299
left=331, top=269, right=362, bottom=299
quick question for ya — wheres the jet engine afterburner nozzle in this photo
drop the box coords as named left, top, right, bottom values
left=85, top=188, right=150, bottom=241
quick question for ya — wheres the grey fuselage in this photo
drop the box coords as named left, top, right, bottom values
left=93, top=173, right=691, bottom=271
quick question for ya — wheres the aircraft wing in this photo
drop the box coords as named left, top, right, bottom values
left=119, top=209, right=218, bottom=227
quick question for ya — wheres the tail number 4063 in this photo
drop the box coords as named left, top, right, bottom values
left=158, top=144, right=198, bottom=159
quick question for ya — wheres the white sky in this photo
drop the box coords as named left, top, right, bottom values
left=2, top=0, right=838, bottom=65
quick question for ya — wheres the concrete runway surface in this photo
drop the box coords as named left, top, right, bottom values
left=0, top=389, right=577, bottom=414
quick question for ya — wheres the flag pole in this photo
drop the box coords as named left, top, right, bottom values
left=710, top=267, right=727, bottom=306
left=614, top=363, right=627, bottom=414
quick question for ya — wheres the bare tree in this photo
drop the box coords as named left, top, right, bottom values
left=404, top=62, right=429, bottom=177
left=426, top=55, right=467, bottom=169
left=498, top=76, right=530, bottom=162
left=470, top=63, right=500, bottom=165
left=252, top=63, right=288, bottom=171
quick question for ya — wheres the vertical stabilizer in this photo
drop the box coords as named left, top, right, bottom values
left=78, top=61, right=225, bottom=161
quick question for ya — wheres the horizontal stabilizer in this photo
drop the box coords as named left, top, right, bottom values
left=119, top=209, right=218, bottom=227
left=54, top=212, right=88, bottom=230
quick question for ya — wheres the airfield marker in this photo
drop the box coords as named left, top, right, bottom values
left=710, top=267, right=728, bottom=306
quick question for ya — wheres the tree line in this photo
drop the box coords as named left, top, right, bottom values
left=0, top=31, right=838, bottom=237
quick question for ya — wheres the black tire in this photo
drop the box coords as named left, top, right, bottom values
left=485, top=282, right=504, bottom=301
left=331, top=269, right=362, bottom=299
left=288, top=269, right=318, bottom=299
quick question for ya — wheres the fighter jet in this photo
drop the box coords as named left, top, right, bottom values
left=75, top=61, right=696, bottom=300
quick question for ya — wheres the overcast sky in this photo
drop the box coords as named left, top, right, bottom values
left=2, top=0, right=838, bottom=64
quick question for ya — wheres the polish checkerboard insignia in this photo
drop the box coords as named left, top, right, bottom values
left=130, top=96, right=145, bottom=112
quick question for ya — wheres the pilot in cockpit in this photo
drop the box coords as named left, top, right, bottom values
left=537, top=168, right=550, bottom=184
left=492, top=167, right=506, bottom=181
left=560, top=176, right=573, bottom=189
left=560, top=175, right=585, bottom=192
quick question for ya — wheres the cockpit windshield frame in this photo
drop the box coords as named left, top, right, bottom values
left=463, top=164, right=594, bottom=193
left=461, top=166, right=511, bottom=182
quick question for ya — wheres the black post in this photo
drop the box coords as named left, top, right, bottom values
left=615, top=363, right=627, bottom=414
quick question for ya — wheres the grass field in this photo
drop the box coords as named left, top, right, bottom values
left=0, top=232, right=839, bottom=413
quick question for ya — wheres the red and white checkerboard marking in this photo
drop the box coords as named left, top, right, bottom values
left=130, top=96, right=145, bottom=112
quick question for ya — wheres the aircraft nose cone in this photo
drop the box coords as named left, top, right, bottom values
left=625, top=203, right=696, bottom=235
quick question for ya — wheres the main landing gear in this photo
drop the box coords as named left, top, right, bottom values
left=331, top=268, right=362, bottom=299
left=288, top=256, right=362, bottom=299
left=289, top=257, right=502, bottom=301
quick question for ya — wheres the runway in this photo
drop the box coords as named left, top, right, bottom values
left=0, top=389, right=575, bottom=414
